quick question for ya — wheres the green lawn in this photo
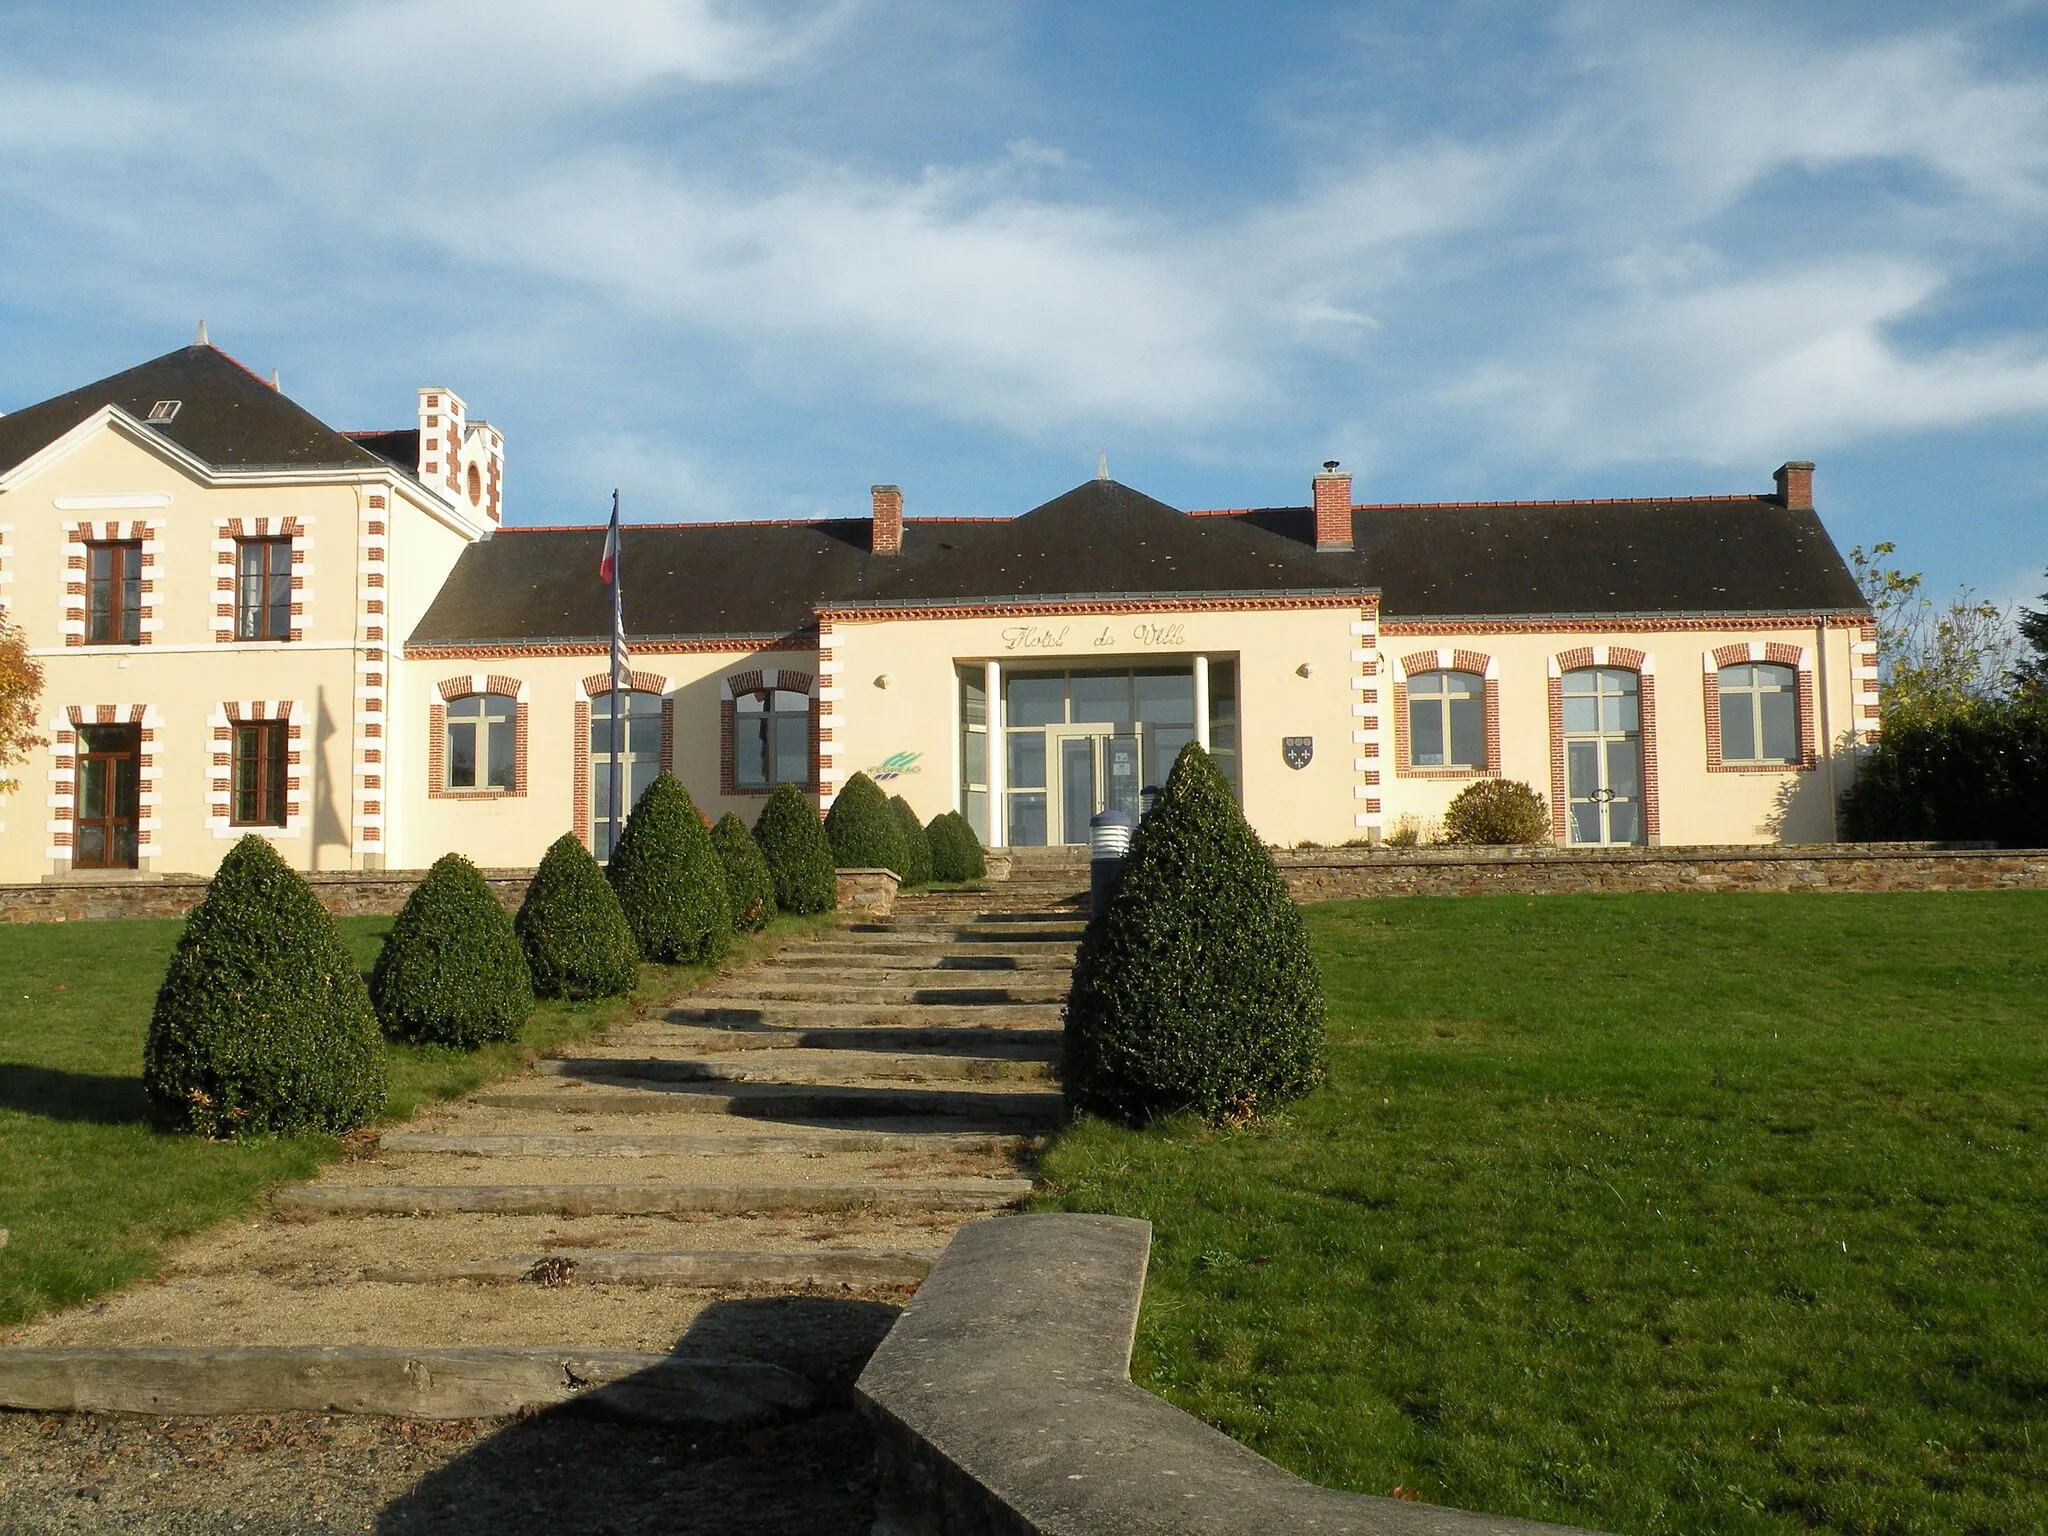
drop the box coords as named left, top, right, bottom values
left=1036, top=893, right=2048, bottom=1536
left=0, top=911, right=834, bottom=1328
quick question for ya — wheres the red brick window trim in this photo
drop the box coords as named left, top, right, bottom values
left=1393, top=648, right=1500, bottom=779
left=430, top=673, right=529, bottom=798
left=1704, top=643, right=1816, bottom=773
left=719, top=668, right=818, bottom=796
left=1546, top=647, right=1660, bottom=845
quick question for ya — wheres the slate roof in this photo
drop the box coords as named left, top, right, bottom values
left=0, top=345, right=391, bottom=476
left=408, top=477, right=1866, bottom=649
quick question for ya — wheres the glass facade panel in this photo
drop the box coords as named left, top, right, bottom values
left=1008, top=792, right=1047, bottom=846
left=1068, top=671, right=1133, bottom=726
left=1134, top=670, right=1195, bottom=726
left=1006, top=674, right=1065, bottom=727
left=1008, top=731, right=1047, bottom=789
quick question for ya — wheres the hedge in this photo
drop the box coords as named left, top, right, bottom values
left=143, top=835, right=385, bottom=1137
left=370, top=852, right=532, bottom=1048
left=753, top=783, right=838, bottom=914
left=927, top=810, right=987, bottom=883
left=888, top=795, right=934, bottom=887
left=516, top=833, right=641, bottom=999
left=1842, top=695, right=2048, bottom=846
left=606, top=772, right=732, bottom=964
left=1063, top=743, right=1325, bottom=1125
left=825, top=771, right=908, bottom=877
left=712, top=810, right=778, bottom=932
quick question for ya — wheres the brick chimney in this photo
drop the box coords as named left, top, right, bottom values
left=1313, top=462, right=1353, bottom=552
left=871, top=484, right=904, bottom=555
left=1774, top=460, right=1814, bottom=512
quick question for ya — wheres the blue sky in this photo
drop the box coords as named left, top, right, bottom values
left=2, top=0, right=2045, bottom=604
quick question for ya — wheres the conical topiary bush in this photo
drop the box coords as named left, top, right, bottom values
left=606, top=772, right=732, bottom=964
left=144, top=834, right=385, bottom=1137
left=752, top=783, right=837, bottom=915
left=516, top=832, right=641, bottom=999
left=888, top=795, right=934, bottom=887
left=926, top=810, right=986, bottom=883
left=1063, top=743, right=1325, bottom=1125
left=711, top=811, right=777, bottom=933
left=825, top=771, right=908, bottom=877
left=371, top=852, right=532, bottom=1048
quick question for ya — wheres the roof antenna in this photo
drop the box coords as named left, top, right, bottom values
left=194, top=320, right=209, bottom=346
left=1096, top=452, right=1110, bottom=482
left=270, top=369, right=281, bottom=391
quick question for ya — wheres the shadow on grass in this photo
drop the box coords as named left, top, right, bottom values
left=0, top=1063, right=150, bottom=1126
left=374, top=1297, right=900, bottom=1535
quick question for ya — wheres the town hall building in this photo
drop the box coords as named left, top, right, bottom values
left=0, top=342, right=1877, bottom=882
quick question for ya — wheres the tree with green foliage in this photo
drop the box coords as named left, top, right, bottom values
left=888, top=794, right=934, bottom=887
left=1064, top=743, right=1324, bottom=1126
left=516, top=832, right=641, bottom=999
left=711, top=811, right=777, bottom=932
left=752, top=783, right=837, bottom=915
left=144, top=835, right=385, bottom=1137
left=370, top=852, right=531, bottom=1048
left=1841, top=692, right=2048, bottom=847
left=926, top=810, right=986, bottom=882
left=2019, top=569, right=2048, bottom=692
left=1440, top=779, right=1550, bottom=845
left=824, top=771, right=908, bottom=876
left=1850, top=543, right=2021, bottom=718
left=605, top=772, right=731, bottom=963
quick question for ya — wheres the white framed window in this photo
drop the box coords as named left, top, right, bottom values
left=447, top=694, right=517, bottom=790
left=1717, top=662, right=1799, bottom=764
left=1406, top=670, right=1485, bottom=769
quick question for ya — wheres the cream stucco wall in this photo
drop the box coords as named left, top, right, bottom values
left=820, top=604, right=1371, bottom=849
left=0, top=414, right=487, bottom=880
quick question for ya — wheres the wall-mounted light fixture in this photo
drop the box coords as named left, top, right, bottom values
left=1296, top=662, right=1315, bottom=678
left=875, top=673, right=894, bottom=689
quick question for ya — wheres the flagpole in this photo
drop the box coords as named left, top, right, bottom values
left=608, top=489, right=624, bottom=863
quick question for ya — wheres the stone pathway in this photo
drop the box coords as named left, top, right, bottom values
left=0, top=859, right=1087, bottom=1531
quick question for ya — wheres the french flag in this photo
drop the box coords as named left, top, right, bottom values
left=598, top=495, right=621, bottom=586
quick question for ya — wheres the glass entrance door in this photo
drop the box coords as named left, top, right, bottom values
left=1052, top=728, right=1142, bottom=845
left=1562, top=668, right=1643, bottom=846
left=75, top=724, right=141, bottom=869
left=590, top=690, right=664, bottom=862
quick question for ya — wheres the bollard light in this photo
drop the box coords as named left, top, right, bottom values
left=1089, top=809, right=1137, bottom=918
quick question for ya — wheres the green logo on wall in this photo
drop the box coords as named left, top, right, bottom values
left=867, top=751, right=923, bottom=781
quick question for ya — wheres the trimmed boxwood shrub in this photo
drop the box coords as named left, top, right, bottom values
left=825, top=771, right=908, bottom=877
left=712, top=811, right=777, bottom=932
left=888, top=795, right=934, bottom=887
left=371, top=852, right=531, bottom=1048
left=144, top=834, right=385, bottom=1137
left=1064, top=743, right=1324, bottom=1126
left=516, top=832, right=640, bottom=999
left=606, top=772, right=732, bottom=964
left=753, top=783, right=837, bottom=915
left=1440, top=779, right=1551, bottom=845
left=927, top=810, right=986, bottom=882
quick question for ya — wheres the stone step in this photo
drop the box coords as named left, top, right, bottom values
left=470, top=1083, right=1065, bottom=1125
left=693, top=979, right=1069, bottom=1005
left=541, top=1050, right=1056, bottom=1086
left=272, top=1178, right=1034, bottom=1218
left=612, top=1025, right=1059, bottom=1057
left=361, top=1248, right=939, bottom=1289
left=769, top=945, right=1076, bottom=968
left=378, top=1129, right=1029, bottom=1158
left=664, top=1001, right=1066, bottom=1029
left=0, top=1346, right=814, bottom=1424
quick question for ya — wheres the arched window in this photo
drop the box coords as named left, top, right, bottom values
left=1561, top=667, right=1643, bottom=846
left=1406, top=671, right=1484, bottom=769
left=735, top=688, right=811, bottom=790
left=591, top=689, right=664, bottom=860
left=1717, top=662, right=1798, bottom=764
left=445, top=693, right=516, bottom=790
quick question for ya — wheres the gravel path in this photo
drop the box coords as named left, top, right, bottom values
left=0, top=1405, right=877, bottom=1534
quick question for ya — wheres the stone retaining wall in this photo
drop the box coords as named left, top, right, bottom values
left=5, top=844, right=2043, bottom=923
left=0, top=871, right=533, bottom=924
left=1276, top=844, right=2048, bottom=900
